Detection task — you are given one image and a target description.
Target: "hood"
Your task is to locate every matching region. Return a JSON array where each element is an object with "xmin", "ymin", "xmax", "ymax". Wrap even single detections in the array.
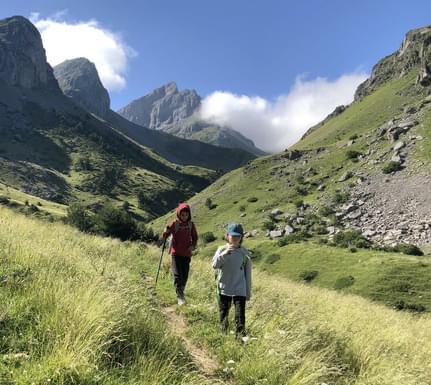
[{"xmin": 176, "ymin": 202, "xmax": 191, "ymax": 221}]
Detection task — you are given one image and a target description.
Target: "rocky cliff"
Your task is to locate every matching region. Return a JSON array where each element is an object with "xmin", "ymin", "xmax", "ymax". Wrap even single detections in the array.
[
  {"xmin": 53, "ymin": 58, "xmax": 110, "ymax": 118},
  {"xmin": 117, "ymin": 82, "xmax": 201, "ymax": 129},
  {"xmin": 0, "ymin": 16, "xmax": 59, "ymax": 91}
]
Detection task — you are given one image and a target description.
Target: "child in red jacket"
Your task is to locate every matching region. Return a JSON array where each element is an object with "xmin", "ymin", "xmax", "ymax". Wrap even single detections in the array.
[{"xmin": 162, "ymin": 203, "xmax": 198, "ymax": 305}]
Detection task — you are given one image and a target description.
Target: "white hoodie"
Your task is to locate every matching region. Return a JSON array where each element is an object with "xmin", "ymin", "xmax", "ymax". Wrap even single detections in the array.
[{"xmin": 212, "ymin": 244, "xmax": 252, "ymax": 300}]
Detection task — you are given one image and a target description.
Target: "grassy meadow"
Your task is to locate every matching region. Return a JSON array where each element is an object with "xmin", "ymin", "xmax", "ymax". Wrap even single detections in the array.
[{"xmin": 1, "ymin": 203, "xmax": 429, "ymax": 383}]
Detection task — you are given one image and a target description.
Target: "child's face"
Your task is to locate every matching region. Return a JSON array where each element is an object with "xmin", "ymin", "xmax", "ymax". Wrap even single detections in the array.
[
  {"xmin": 227, "ymin": 234, "xmax": 242, "ymax": 247},
  {"xmin": 179, "ymin": 210, "xmax": 190, "ymax": 221}
]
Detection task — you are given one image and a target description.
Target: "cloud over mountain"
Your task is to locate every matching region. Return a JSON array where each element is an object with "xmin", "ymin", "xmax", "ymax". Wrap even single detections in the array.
[
  {"xmin": 31, "ymin": 12, "xmax": 136, "ymax": 91},
  {"xmin": 199, "ymin": 72, "xmax": 368, "ymax": 152}
]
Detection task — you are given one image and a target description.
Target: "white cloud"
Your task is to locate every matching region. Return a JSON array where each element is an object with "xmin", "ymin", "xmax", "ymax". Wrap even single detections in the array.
[
  {"xmin": 199, "ymin": 72, "xmax": 368, "ymax": 153},
  {"xmin": 31, "ymin": 12, "xmax": 136, "ymax": 91}
]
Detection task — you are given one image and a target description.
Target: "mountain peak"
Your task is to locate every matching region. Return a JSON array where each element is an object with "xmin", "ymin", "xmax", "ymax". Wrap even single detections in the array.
[
  {"xmin": 53, "ymin": 57, "xmax": 111, "ymax": 118},
  {"xmin": 117, "ymin": 82, "xmax": 201, "ymax": 129},
  {"xmin": 355, "ymin": 24, "xmax": 431, "ymax": 100},
  {"xmin": 0, "ymin": 15, "xmax": 59, "ymax": 90}
]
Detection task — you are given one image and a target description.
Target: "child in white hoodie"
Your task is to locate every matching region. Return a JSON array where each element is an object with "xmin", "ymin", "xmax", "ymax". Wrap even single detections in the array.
[{"xmin": 212, "ymin": 223, "xmax": 252, "ymax": 337}]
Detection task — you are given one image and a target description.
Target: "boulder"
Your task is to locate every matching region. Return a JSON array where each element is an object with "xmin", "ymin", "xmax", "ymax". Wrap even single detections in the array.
[
  {"xmin": 338, "ymin": 172, "xmax": 353, "ymax": 182},
  {"xmin": 284, "ymin": 225, "xmax": 294, "ymax": 234},
  {"xmin": 269, "ymin": 230, "xmax": 284, "ymax": 238},
  {"xmin": 270, "ymin": 208, "xmax": 283, "ymax": 216}
]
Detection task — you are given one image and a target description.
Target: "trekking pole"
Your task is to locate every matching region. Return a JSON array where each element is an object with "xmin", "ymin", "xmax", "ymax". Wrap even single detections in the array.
[{"xmin": 155, "ymin": 238, "xmax": 167, "ymax": 287}]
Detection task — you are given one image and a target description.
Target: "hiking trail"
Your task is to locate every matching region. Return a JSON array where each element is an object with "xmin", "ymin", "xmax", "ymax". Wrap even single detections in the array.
[{"xmin": 161, "ymin": 306, "xmax": 231, "ymax": 384}]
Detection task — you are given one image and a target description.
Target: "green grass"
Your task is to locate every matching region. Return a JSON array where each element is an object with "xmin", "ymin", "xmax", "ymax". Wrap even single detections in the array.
[
  {"xmin": 149, "ymin": 244, "xmax": 431, "ymax": 385},
  {"xmin": 0, "ymin": 206, "xmax": 212, "ymax": 385}
]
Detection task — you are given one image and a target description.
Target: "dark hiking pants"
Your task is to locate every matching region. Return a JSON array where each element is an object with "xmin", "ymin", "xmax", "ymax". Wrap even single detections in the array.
[
  {"xmin": 171, "ymin": 255, "xmax": 191, "ymax": 298},
  {"xmin": 219, "ymin": 295, "xmax": 246, "ymax": 337}
]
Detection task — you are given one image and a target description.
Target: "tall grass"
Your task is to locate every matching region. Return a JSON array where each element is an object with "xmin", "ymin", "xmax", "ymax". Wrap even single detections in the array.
[
  {"xmin": 0, "ymin": 207, "xmax": 211, "ymax": 385},
  {"xmin": 152, "ymin": 249, "xmax": 431, "ymax": 385}
]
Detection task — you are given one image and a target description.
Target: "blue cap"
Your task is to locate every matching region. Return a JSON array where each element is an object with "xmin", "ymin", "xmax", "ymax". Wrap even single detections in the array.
[{"xmin": 226, "ymin": 223, "xmax": 244, "ymax": 236}]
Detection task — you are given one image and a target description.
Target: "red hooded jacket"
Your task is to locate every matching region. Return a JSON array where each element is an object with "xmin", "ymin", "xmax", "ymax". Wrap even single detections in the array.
[{"xmin": 163, "ymin": 203, "xmax": 198, "ymax": 257}]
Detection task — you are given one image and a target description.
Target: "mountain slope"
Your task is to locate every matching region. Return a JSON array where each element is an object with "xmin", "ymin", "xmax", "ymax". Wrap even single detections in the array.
[
  {"xmin": 53, "ymin": 58, "xmax": 256, "ymax": 171},
  {"xmin": 152, "ymin": 25, "xmax": 431, "ymax": 314},
  {"xmin": 117, "ymin": 82, "xmax": 266, "ymax": 156},
  {"xmin": 0, "ymin": 16, "xmax": 219, "ymax": 219}
]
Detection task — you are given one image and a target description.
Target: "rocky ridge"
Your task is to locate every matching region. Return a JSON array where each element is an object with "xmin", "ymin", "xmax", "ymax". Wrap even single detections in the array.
[{"xmin": 53, "ymin": 58, "xmax": 110, "ymax": 118}]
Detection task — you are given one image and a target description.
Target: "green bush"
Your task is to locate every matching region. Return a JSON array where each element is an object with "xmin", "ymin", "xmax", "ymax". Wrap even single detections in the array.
[
  {"xmin": 333, "ymin": 230, "xmax": 371, "ymax": 249},
  {"xmin": 334, "ymin": 275, "xmax": 355, "ymax": 289},
  {"xmin": 205, "ymin": 198, "xmax": 217, "ymax": 210},
  {"xmin": 332, "ymin": 191, "xmax": 349, "ymax": 204},
  {"xmin": 265, "ymin": 254, "xmax": 280, "ymax": 264},
  {"xmin": 382, "ymin": 161, "xmax": 402, "ymax": 174},
  {"xmin": 299, "ymin": 270, "xmax": 318, "ymax": 282},
  {"xmin": 66, "ymin": 204, "xmax": 94, "ymax": 232},
  {"xmin": 346, "ymin": 150, "xmax": 362, "ymax": 160},
  {"xmin": 277, "ymin": 230, "xmax": 311, "ymax": 246},
  {"xmin": 201, "ymin": 232, "xmax": 216, "ymax": 244},
  {"xmin": 293, "ymin": 198, "xmax": 304, "ymax": 208},
  {"xmin": 247, "ymin": 197, "xmax": 258, "ymax": 203},
  {"xmin": 318, "ymin": 206, "xmax": 334, "ymax": 217},
  {"xmin": 349, "ymin": 134, "xmax": 358, "ymax": 140},
  {"xmin": 94, "ymin": 205, "xmax": 137, "ymax": 241},
  {"xmin": 0, "ymin": 195, "xmax": 10, "ymax": 205},
  {"xmin": 393, "ymin": 243, "xmax": 424, "ymax": 256},
  {"xmin": 295, "ymin": 185, "xmax": 308, "ymax": 196},
  {"xmin": 393, "ymin": 300, "xmax": 426, "ymax": 313},
  {"xmin": 262, "ymin": 220, "xmax": 276, "ymax": 231}
]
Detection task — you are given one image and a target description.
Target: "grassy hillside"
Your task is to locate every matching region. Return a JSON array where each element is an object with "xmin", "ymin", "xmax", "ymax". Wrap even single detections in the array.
[
  {"xmin": 0, "ymin": 206, "xmax": 213, "ymax": 385},
  {"xmin": 2, "ymin": 205, "xmax": 431, "ymax": 384},
  {"xmin": 0, "ymin": 84, "xmax": 218, "ymax": 220},
  {"xmin": 151, "ymin": 70, "xmax": 431, "ymax": 312}
]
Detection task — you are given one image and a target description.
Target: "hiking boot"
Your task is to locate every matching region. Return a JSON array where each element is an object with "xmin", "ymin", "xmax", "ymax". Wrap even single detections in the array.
[{"xmin": 177, "ymin": 297, "xmax": 186, "ymax": 306}]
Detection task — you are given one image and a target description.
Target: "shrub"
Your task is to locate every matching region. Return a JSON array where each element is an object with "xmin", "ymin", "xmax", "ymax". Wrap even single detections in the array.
[
  {"xmin": 94, "ymin": 205, "xmax": 137, "ymax": 241},
  {"xmin": 278, "ymin": 230, "xmax": 311, "ymax": 246},
  {"xmin": 393, "ymin": 243, "xmax": 424, "ymax": 256},
  {"xmin": 0, "ymin": 196, "xmax": 10, "ymax": 205},
  {"xmin": 332, "ymin": 191, "xmax": 349, "ymax": 204},
  {"xmin": 247, "ymin": 197, "xmax": 258, "ymax": 203},
  {"xmin": 201, "ymin": 232, "xmax": 216, "ymax": 244},
  {"xmin": 393, "ymin": 300, "xmax": 426, "ymax": 313},
  {"xmin": 265, "ymin": 254, "xmax": 280, "ymax": 264},
  {"xmin": 333, "ymin": 230, "xmax": 371, "ymax": 249},
  {"xmin": 295, "ymin": 185, "xmax": 308, "ymax": 196},
  {"xmin": 334, "ymin": 275, "xmax": 355, "ymax": 289},
  {"xmin": 346, "ymin": 150, "xmax": 362, "ymax": 160},
  {"xmin": 318, "ymin": 205, "xmax": 334, "ymax": 217},
  {"xmin": 293, "ymin": 198, "xmax": 304, "ymax": 208},
  {"xmin": 299, "ymin": 270, "xmax": 318, "ymax": 282},
  {"xmin": 135, "ymin": 222, "xmax": 158, "ymax": 242},
  {"xmin": 205, "ymin": 198, "xmax": 217, "ymax": 210},
  {"xmin": 66, "ymin": 204, "xmax": 94, "ymax": 232},
  {"xmin": 262, "ymin": 220, "xmax": 276, "ymax": 231},
  {"xmin": 239, "ymin": 205, "xmax": 246, "ymax": 212},
  {"xmin": 349, "ymin": 134, "xmax": 358, "ymax": 140},
  {"xmin": 382, "ymin": 161, "xmax": 402, "ymax": 174}
]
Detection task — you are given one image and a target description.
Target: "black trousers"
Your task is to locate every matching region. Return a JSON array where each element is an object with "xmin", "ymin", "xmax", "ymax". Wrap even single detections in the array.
[
  {"xmin": 219, "ymin": 295, "xmax": 246, "ymax": 336},
  {"xmin": 171, "ymin": 255, "xmax": 190, "ymax": 298}
]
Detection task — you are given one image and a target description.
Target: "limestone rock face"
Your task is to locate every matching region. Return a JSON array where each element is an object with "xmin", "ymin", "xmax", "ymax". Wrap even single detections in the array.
[
  {"xmin": 0, "ymin": 16, "xmax": 59, "ymax": 90},
  {"xmin": 53, "ymin": 58, "xmax": 110, "ymax": 118},
  {"xmin": 355, "ymin": 25, "xmax": 431, "ymax": 100},
  {"xmin": 118, "ymin": 82, "xmax": 201, "ymax": 129}
]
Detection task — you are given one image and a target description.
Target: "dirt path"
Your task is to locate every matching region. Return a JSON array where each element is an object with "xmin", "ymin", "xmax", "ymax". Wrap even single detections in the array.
[{"xmin": 162, "ymin": 306, "xmax": 224, "ymax": 381}]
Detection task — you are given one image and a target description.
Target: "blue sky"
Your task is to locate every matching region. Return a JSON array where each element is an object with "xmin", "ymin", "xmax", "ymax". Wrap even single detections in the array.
[{"xmin": 2, "ymin": 0, "xmax": 431, "ymax": 151}]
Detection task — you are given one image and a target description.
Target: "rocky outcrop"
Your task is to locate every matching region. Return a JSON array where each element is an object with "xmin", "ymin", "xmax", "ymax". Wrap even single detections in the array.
[
  {"xmin": 355, "ymin": 25, "xmax": 431, "ymax": 100},
  {"xmin": 117, "ymin": 82, "xmax": 266, "ymax": 156},
  {"xmin": 0, "ymin": 16, "xmax": 59, "ymax": 91},
  {"xmin": 53, "ymin": 58, "xmax": 110, "ymax": 118},
  {"xmin": 118, "ymin": 82, "xmax": 200, "ymax": 129}
]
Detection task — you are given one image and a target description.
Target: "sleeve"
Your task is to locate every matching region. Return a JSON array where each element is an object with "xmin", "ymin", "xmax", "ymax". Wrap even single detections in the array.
[
  {"xmin": 212, "ymin": 246, "xmax": 228, "ymax": 269},
  {"xmin": 191, "ymin": 222, "xmax": 198, "ymax": 247},
  {"xmin": 245, "ymin": 256, "xmax": 252, "ymax": 301},
  {"xmin": 162, "ymin": 221, "xmax": 175, "ymax": 240}
]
